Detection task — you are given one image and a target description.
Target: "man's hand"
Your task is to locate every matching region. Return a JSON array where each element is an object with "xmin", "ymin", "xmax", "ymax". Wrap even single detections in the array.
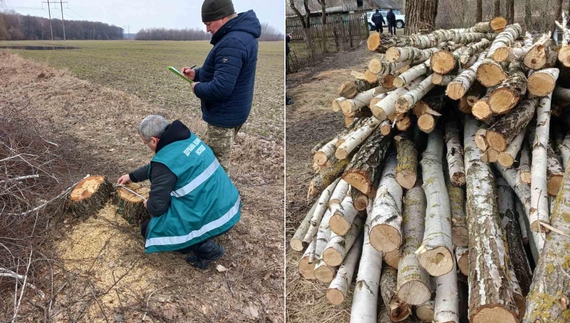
[
  {"xmin": 117, "ymin": 174, "xmax": 131, "ymax": 185},
  {"xmin": 191, "ymin": 82, "xmax": 200, "ymax": 93},
  {"xmin": 181, "ymin": 67, "xmax": 195, "ymax": 80}
]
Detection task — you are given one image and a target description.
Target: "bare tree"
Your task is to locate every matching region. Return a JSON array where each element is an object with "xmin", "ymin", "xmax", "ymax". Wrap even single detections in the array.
[
  {"xmin": 494, "ymin": 0, "xmax": 501, "ymax": 17},
  {"xmin": 317, "ymin": 0, "xmax": 326, "ymax": 25},
  {"xmin": 405, "ymin": 0, "xmax": 439, "ymax": 35},
  {"xmin": 506, "ymin": 0, "xmax": 514, "ymax": 23},
  {"xmin": 476, "ymin": 0, "xmax": 483, "ymax": 22}
]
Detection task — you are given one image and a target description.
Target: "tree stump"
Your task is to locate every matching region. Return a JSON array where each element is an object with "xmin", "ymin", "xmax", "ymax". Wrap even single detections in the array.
[
  {"xmin": 114, "ymin": 183, "xmax": 150, "ymax": 225},
  {"xmin": 69, "ymin": 175, "xmax": 113, "ymax": 219}
]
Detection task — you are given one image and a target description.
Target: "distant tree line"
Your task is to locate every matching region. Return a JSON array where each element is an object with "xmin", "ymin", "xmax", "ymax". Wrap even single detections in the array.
[
  {"xmin": 135, "ymin": 22, "xmax": 284, "ymax": 41},
  {"xmin": 0, "ymin": 11, "xmax": 123, "ymax": 40}
]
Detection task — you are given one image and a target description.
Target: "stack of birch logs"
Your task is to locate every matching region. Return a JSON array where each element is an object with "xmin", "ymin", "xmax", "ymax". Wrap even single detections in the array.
[{"xmin": 291, "ymin": 14, "xmax": 570, "ymax": 323}]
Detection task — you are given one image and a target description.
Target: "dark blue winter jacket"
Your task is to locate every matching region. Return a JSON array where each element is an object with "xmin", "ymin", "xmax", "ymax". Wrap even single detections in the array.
[{"xmin": 193, "ymin": 10, "xmax": 261, "ymax": 128}]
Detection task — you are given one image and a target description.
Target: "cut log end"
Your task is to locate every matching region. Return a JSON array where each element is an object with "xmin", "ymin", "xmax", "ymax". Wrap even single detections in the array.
[
  {"xmin": 547, "ymin": 175, "xmax": 563, "ymax": 196},
  {"xmin": 329, "ymin": 214, "xmax": 351, "ymax": 236},
  {"xmin": 326, "ymin": 289, "xmax": 345, "ymax": 306},
  {"xmin": 489, "ymin": 88, "xmax": 520, "ymax": 114},
  {"xmin": 417, "ymin": 246, "xmax": 453, "ymax": 276},
  {"xmin": 367, "ymin": 32, "xmax": 381, "ymax": 52},
  {"xmin": 490, "ymin": 17, "xmax": 508, "ymax": 31},
  {"xmin": 528, "ymin": 72, "xmax": 556, "ymax": 97},
  {"xmin": 431, "ymin": 51, "xmax": 455, "ymax": 74},
  {"xmin": 314, "ymin": 265, "xmax": 335, "ymax": 283},
  {"xmin": 397, "ymin": 282, "xmax": 431, "ymax": 306},
  {"xmin": 471, "ymin": 306, "xmax": 518, "ymax": 323},
  {"xmin": 446, "ymin": 82, "xmax": 466, "ymax": 100},
  {"xmin": 298, "ymin": 257, "xmax": 316, "ymax": 279},
  {"xmin": 485, "ymin": 130, "xmax": 507, "ymax": 152},
  {"xmin": 370, "ymin": 224, "xmax": 402, "ymax": 253}
]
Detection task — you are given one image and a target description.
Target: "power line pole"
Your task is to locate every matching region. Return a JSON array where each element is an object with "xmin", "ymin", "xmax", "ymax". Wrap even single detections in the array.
[
  {"xmin": 58, "ymin": 0, "xmax": 67, "ymax": 41},
  {"xmin": 42, "ymin": 0, "xmax": 54, "ymax": 40}
]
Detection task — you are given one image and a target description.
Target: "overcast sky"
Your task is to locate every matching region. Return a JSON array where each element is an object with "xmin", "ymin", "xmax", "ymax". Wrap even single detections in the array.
[{"xmin": 1, "ymin": 0, "xmax": 284, "ymax": 34}]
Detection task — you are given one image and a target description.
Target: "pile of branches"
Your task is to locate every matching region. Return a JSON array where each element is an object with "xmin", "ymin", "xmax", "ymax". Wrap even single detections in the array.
[
  {"xmin": 291, "ymin": 14, "xmax": 570, "ymax": 323},
  {"xmin": 0, "ymin": 113, "xmax": 84, "ymax": 320}
]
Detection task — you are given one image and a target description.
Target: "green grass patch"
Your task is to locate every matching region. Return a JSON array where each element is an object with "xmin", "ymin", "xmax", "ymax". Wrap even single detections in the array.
[{"xmin": 0, "ymin": 40, "xmax": 284, "ymax": 142}]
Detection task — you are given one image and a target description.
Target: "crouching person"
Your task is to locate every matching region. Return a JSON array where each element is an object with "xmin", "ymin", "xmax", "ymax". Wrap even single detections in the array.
[{"xmin": 117, "ymin": 115, "xmax": 241, "ymax": 269}]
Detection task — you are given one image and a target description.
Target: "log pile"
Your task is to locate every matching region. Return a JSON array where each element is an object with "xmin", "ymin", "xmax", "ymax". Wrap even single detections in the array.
[{"xmin": 291, "ymin": 17, "xmax": 570, "ymax": 323}]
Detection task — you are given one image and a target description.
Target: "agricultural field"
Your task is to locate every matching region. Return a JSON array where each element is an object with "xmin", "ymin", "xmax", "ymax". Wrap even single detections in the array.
[{"xmin": 0, "ymin": 39, "xmax": 284, "ymax": 322}]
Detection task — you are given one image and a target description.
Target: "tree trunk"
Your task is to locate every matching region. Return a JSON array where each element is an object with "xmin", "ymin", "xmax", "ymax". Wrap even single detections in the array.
[
  {"xmin": 530, "ymin": 95, "xmax": 553, "ymax": 232},
  {"xmin": 326, "ymin": 233, "xmax": 363, "ymax": 305},
  {"xmin": 464, "ymin": 116, "xmax": 519, "ymax": 323},
  {"xmin": 405, "ymin": 0, "xmax": 439, "ymax": 35},
  {"xmin": 350, "ymin": 217, "xmax": 383, "ymax": 323},
  {"xmin": 486, "ymin": 97, "xmax": 538, "ymax": 152},
  {"xmin": 524, "ymin": 157, "xmax": 570, "ymax": 323},
  {"xmin": 395, "ymin": 133, "xmax": 418, "ymax": 189},
  {"xmin": 417, "ymin": 127, "xmax": 454, "ymax": 277},
  {"xmin": 380, "ymin": 266, "xmax": 412, "ymax": 322},
  {"xmin": 69, "ymin": 175, "xmax": 113, "ymax": 219},
  {"xmin": 445, "ymin": 120, "xmax": 466, "ymax": 187},
  {"xmin": 342, "ymin": 129, "xmax": 391, "ymax": 195},
  {"xmin": 369, "ymin": 154, "xmax": 403, "ymax": 253},
  {"xmin": 114, "ymin": 183, "xmax": 150, "ymax": 225},
  {"xmin": 397, "ymin": 185, "xmax": 431, "ymax": 306},
  {"xmin": 496, "ymin": 176, "xmax": 533, "ymax": 298},
  {"xmin": 290, "ymin": 202, "xmax": 318, "ymax": 252}
]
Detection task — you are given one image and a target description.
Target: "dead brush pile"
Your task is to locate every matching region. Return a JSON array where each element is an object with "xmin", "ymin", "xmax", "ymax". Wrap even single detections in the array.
[{"xmin": 0, "ymin": 111, "xmax": 90, "ymax": 320}]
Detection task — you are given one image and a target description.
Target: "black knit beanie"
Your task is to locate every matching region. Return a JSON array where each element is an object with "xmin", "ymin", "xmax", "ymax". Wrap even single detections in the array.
[{"xmin": 201, "ymin": 0, "xmax": 235, "ymax": 22}]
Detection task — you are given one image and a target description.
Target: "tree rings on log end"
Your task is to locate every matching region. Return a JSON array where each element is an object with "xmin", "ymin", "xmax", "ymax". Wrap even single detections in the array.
[
  {"xmin": 490, "ymin": 17, "xmax": 508, "ymax": 32},
  {"xmin": 314, "ymin": 264, "xmax": 335, "ymax": 283},
  {"xmin": 367, "ymin": 32, "xmax": 381, "ymax": 52},
  {"xmin": 547, "ymin": 175, "xmax": 563, "ymax": 196},
  {"xmin": 528, "ymin": 72, "xmax": 556, "ymax": 97},
  {"xmin": 471, "ymin": 306, "xmax": 518, "ymax": 323},
  {"xmin": 326, "ymin": 289, "xmax": 345, "ymax": 305},
  {"xmin": 477, "ymin": 62, "xmax": 507, "ymax": 87},
  {"xmin": 492, "ymin": 47, "xmax": 511, "ymax": 63},
  {"xmin": 485, "ymin": 130, "xmax": 507, "ymax": 152},
  {"xmin": 446, "ymin": 82, "xmax": 466, "ymax": 100},
  {"xmin": 114, "ymin": 183, "xmax": 150, "ymax": 226},
  {"xmin": 431, "ymin": 51, "xmax": 455, "ymax": 74},
  {"xmin": 383, "ymin": 248, "xmax": 399, "ymax": 269},
  {"xmin": 489, "ymin": 89, "xmax": 520, "ymax": 114},
  {"xmin": 398, "ymin": 281, "xmax": 431, "ymax": 305},
  {"xmin": 69, "ymin": 175, "xmax": 113, "ymax": 219},
  {"xmin": 417, "ymin": 246, "xmax": 453, "ymax": 276},
  {"xmin": 558, "ymin": 46, "xmax": 570, "ymax": 68},
  {"xmin": 370, "ymin": 224, "xmax": 402, "ymax": 253},
  {"xmin": 299, "ymin": 257, "xmax": 316, "ymax": 279}
]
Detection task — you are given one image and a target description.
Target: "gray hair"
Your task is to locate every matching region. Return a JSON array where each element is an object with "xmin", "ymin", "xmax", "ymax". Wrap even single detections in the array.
[{"xmin": 138, "ymin": 115, "xmax": 169, "ymax": 142}]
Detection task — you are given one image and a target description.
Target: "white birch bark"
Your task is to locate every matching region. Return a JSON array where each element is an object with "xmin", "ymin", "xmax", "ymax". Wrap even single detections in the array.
[
  {"xmin": 530, "ymin": 95, "xmax": 552, "ymax": 232},
  {"xmin": 326, "ymin": 233, "xmax": 363, "ymax": 305},
  {"xmin": 416, "ymin": 127, "xmax": 454, "ymax": 276},
  {"xmin": 369, "ymin": 154, "xmax": 403, "ymax": 253}
]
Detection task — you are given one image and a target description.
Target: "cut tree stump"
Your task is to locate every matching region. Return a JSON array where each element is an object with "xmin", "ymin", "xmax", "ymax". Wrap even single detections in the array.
[
  {"xmin": 69, "ymin": 175, "xmax": 113, "ymax": 219},
  {"xmin": 114, "ymin": 183, "xmax": 150, "ymax": 225}
]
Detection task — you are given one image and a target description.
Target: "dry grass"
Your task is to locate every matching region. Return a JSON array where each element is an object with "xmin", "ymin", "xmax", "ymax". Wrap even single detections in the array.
[{"xmin": 0, "ymin": 51, "xmax": 284, "ymax": 322}]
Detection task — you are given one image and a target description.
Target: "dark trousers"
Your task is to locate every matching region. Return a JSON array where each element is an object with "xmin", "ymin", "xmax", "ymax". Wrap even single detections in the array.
[{"xmin": 141, "ymin": 219, "xmax": 206, "ymax": 254}]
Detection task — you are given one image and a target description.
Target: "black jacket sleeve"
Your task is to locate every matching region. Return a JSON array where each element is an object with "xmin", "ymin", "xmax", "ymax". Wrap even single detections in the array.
[{"xmin": 146, "ymin": 162, "xmax": 177, "ymax": 217}]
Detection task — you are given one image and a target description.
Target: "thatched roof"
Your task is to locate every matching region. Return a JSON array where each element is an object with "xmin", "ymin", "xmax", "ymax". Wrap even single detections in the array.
[{"xmin": 285, "ymin": 0, "xmax": 401, "ymax": 16}]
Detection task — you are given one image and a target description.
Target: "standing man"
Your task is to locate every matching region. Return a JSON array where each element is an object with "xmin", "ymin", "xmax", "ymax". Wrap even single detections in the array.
[
  {"xmin": 372, "ymin": 9, "xmax": 385, "ymax": 34},
  {"xmin": 182, "ymin": 0, "xmax": 261, "ymax": 176},
  {"xmin": 117, "ymin": 115, "xmax": 241, "ymax": 270},
  {"xmin": 386, "ymin": 9, "xmax": 396, "ymax": 35}
]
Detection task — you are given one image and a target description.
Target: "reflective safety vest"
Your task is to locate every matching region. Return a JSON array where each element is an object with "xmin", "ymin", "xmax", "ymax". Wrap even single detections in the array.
[{"xmin": 144, "ymin": 133, "xmax": 241, "ymax": 253}]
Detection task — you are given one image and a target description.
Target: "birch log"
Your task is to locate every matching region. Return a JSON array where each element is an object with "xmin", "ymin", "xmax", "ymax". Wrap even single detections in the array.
[
  {"xmin": 350, "ymin": 216, "xmax": 383, "ymax": 323},
  {"xmin": 464, "ymin": 116, "xmax": 519, "ymax": 323},
  {"xmin": 369, "ymin": 154, "xmax": 403, "ymax": 253},
  {"xmin": 523, "ymin": 159, "xmax": 570, "ymax": 323},
  {"xmin": 397, "ymin": 185, "xmax": 431, "ymax": 306},
  {"xmin": 326, "ymin": 233, "xmax": 363, "ymax": 305},
  {"xmin": 529, "ymin": 95, "xmax": 553, "ymax": 232},
  {"xmin": 416, "ymin": 127, "xmax": 454, "ymax": 276}
]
